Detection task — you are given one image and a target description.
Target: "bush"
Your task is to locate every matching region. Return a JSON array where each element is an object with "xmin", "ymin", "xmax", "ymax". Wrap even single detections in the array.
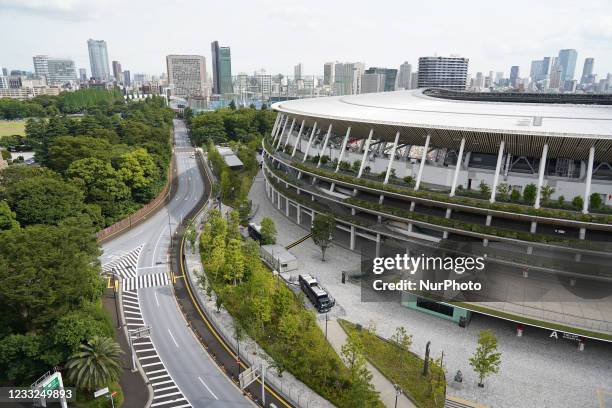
[
  {"xmin": 557, "ymin": 195, "xmax": 565, "ymax": 206},
  {"xmin": 403, "ymin": 176, "xmax": 416, "ymax": 187},
  {"xmin": 339, "ymin": 160, "xmax": 351, "ymax": 171},
  {"xmin": 478, "ymin": 181, "xmax": 490, "ymax": 197},
  {"xmin": 351, "ymin": 160, "xmax": 361, "ymax": 173},
  {"xmin": 320, "ymin": 155, "xmax": 330, "ymax": 165},
  {"xmin": 572, "ymin": 196, "xmax": 584, "ymax": 211},
  {"xmin": 590, "ymin": 193, "xmax": 603, "ymax": 210},
  {"xmin": 523, "ymin": 183, "xmax": 537, "ymax": 205},
  {"xmin": 510, "ymin": 189, "xmax": 521, "ymax": 203}
]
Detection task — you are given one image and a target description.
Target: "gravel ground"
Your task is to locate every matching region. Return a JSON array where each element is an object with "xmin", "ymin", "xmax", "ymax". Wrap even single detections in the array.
[{"xmin": 249, "ymin": 171, "xmax": 612, "ymax": 408}]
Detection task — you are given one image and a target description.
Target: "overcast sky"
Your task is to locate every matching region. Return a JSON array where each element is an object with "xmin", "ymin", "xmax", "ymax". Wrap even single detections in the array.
[{"xmin": 1, "ymin": 0, "xmax": 612, "ymax": 80}]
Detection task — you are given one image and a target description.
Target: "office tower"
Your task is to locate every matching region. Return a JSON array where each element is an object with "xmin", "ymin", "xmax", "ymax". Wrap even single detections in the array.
[
  {"xmin": 495, "ymin": 72, "xmax": 504, "ymax": 86},
  {"xmin": 33, "ymin": 55, "xmax": 49, "ymax": 78},
  {"xmin": 47, "ymin": 59, "xmax": 77, "ymax": 85},
  {"xmin": 509, "ymin": 66, "xmax": 520, "ymax": 88},
  {"xmin": 294, "ymin": 63, "xmax": 304, "ymax": 80},
  {"xmin": 581, "ymin": 58, "xmax": 595, "ymax": 84},
  {"xmin": 530, "ymin": 60, "xmax": 543, "ymax": 81},
  {"xmin": 474, "ymin": 72, "xmax": 484, "ymax": 88},
  {"xmin": 0, "ymin": 76, "xmax": 8, "ymax": 89},
  {"xmin": 398, "ymin": 62, "xmax": 412, "ymax": 89},
  {"xmin": 417, "ymin": 56, "xmax": 468, "ymax": 90},
  {"xmin": 360, "ymin": 73, "xmax": 386, "ymax": 93},
  {"xmin": 410, "ymin": 71, "xmax": 419, "ymax": 89},
  {"xmin": 323, "ymin": 62, "xmax": 336, "ymax": 86},
  {"xmin": 210, "ymin": 41, "xmax": 233, "ymax": 94},
  {"xmin": 166, "ymin": 54, "xmax": 206, "ymax": 97},
  {"xmin": 557, "ymin": 49, "xmax": 578, "ymax": 83},
  {"xmin": 333, "ymin": 62, "xmax": 364, "ymax": 95},
  {"xmin": 112, "ymin": 61, "xmax": 122, "ymax": 82},
  {"xmin": 549, "ymin": 66, "xmax": 563, "ymax": 89},
  {"xmin": 79, "ymin": 68, "xmax": 87, "ymax": 81},
  {"xmin": 364, "ymin": 67, "xmax": 397, "ymax": 92},
  {"xmin": 123, "ymin": 70, "xmax": 131, "ymax": 87},
  {"xmin": 87, "ymin": 39, "xmax": 111, "ymax": 81},
  {"xmin": 1, "ymin": 68, "xmax": 7, "ymax": 77}
]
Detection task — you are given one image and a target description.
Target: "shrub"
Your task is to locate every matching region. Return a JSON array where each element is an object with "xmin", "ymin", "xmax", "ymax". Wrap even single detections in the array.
[
  {"xmin": 510, "ymin": 190, "xmax": 521, "ymax": 203},
  {"xmin": 557, "ymin": 195, "xmax": 565, "ymax": 206},
  {"xmin": 403, "ymin": 176, "xmax": 416, "ymax": 187},
  {"xmin": 496, "ymin": 183, "xmax": 510, "ymax": 200},
  {"xmin": 320, "ymin": 155, "xmax": 330, "ymax": 165},
  {"xmin": 478, "ymin": 180, "xmax": 491, "ymax": 197},
  {"xmin": 590, "ymin": 193, "xmax": 603, "ymax": 210},
  {"xmin": 572, "ymin": 196, "xmax": 584, "ymax": 211},
  {"xmin": 364, "ymin": 166, "xmax": 371, "ymax": 174},
  {"xmin": 351, "ymin": 160, "xmax": 361, "ymax": 173},
  {"xmin": 339, "ymin": 160, "xmax": 351, "ymax": 171},
  {"xmin": 523, "ymin": 183, "xmax": 537, "ymax": 205}
]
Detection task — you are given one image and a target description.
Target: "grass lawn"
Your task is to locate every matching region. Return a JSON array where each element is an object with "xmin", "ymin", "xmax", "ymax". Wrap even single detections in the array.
[
  {"xmin": 339, "ymin": 319, "xmax": 446, "ymax": 408},
  {"xmin": 0, "ymin": 119, "xmax": 26, "ymax": 137}
]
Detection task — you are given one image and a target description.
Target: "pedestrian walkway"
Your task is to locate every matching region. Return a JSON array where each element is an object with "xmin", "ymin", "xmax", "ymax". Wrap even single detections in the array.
[
  {"xmin": 319, "ymin": 318, "xmax": 417, "ymax": 408},
  {"xmin": 122, "ymin": 272, "xmax": 170, "ymax": 291},
  {"xmin": 102, "ymin": 244, "xmax": 143, "ymax": 279}
]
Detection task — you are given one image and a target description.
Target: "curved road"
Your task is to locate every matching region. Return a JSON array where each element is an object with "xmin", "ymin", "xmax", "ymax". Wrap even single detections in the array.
[{"xmin": 101, "ymin": 119, "xmax": 252, "ymax": 408}]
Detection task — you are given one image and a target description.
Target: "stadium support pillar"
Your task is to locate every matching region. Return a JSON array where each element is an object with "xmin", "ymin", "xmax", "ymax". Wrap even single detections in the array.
[
  {"xmin": 291, "ymin": 120, "xmax": 306, "ymax": 156},
  {"xmin": 383, "ymin": 131, "xmax": 400, "ymax": 184},
  {"xmin": 277, "ymin": 117, "xmax": 295, "ymax": 149},
  {"xmin": 449, "ymin": 138, "xmax": 466, "ymax": 197},
  {"xmin": 335, "ymin": 127, "xmax": 352, "ymax": 172},
  {"xmin": 276, "ymin": 116, "xmax": 289, "ymax": 148},
  {"xmin": 375, "ymin": 233, "xmax": 381, "ymax": 258},
  {"xmin": 490, "ymin": 140, "xmax": 505, "ymax": 203},
  {"xmin": 273, "ymin": 114, "xmax": 285, "ymax": 144},
  {"xmin": 350, "ymin": 225, "xmax": 356, "ymax": 250},
  {"xmin": 534, "ymin": 143, "xmax": 549, "ymax": 209},
  {"xmin": 357, "ymin": 129, "xmax": 374, "ymax": 178},
  {"xmin": 270, "ymin": 114, "xmax": 281, "ymax": 139},
  {"xmin": 414, "ymin": 134, "xmax": 431, "ymax": 190},
  {"xmin": 282, "ymin": 118, "xmax": 296, "ymax": 149},
  {"xmin": 583, "ymin": 146, "xmax": 595, "ymax": 214},
  {"xmin": 317, "ymin": 124, "xmax": 333, "ymax": 167},
  {"xmin": 285, "ymin": 198, "xmax": 290, "ymax": 217},
  {"xmin": 297, "ymin": 204, "xmax": 301, "ymax": 224},
  {"xmin": 302, "ymin": 122, "xmax": 318, "ymax": 162}
]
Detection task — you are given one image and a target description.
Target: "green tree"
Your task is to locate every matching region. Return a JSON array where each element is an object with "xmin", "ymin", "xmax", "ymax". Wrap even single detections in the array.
[
  {"xmin": 496, "ymin": 183, "xmax": 510, "ymax": 201},
  {"xmin": 67, "ymin": 157, "xmax": 130, "ymax": 203},
  {"xmin": 341, "ymin": 335, "xmax": 379, "ymax": 406},
  {"xmin": 572, "ymin": 195, "xmax": 584, "ymax": 211},
  {"xmin": 229, "ymin": 100, "xmax": 237, "ymax": 110},
  {"xmin": 208, "ymin": 235, "xmax": 226, "ymax": 278},
  {"xmin": 223, "ymin": 239, "xmax": 245, "ymax": 285},
  {"xmin": 227, "ymin": 210, "xmax": 241, "ymax": 241},
  {"xmin": 468, "ymin": 329, "xmax": 501, "ymax": 387},
  {"xmin": 260, "ymin": 217, "xmax": 277, "ymax": 245},
  {"xmin": 540, "ymin": 184, "xmax": 555, "ymax": 205},
  {"xmin": 0, "ymin": 201, "xmax": 19, "ymax": 230},
  {"xmin": 117, "ymin": 147, "xmax": 159, "ymax": 192},
  {"xmin": 65, "ymin": 336, "xmax": 123, "ymax": 391},
  {"xmin": 351, "ymin": 160, "xmax": 361, "ymax": 173},
  {"xmin": 478, "ymin": 180, "xmax": 491, "ymax": 197},
  {"xmin": 590, "ymin": 193, "xmax": 603, "ymax": 210},
  {"xmin": 510, "ymin": 189, "xmax": 521, "ymax": 202},
  {"xmin": 47, "ymin": 136, "xmax": 112, "ymax": 172},
  {"xmin": 523, "ymin": 183, "xmax": 537, "ymax": 205},
  {"xmin": 311, "ymin": 213, "xmax": 335, "ymax": 261}
]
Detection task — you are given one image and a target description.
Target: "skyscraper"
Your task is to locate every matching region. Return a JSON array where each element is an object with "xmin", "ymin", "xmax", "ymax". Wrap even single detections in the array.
[
  {"xmin": 530, "ymin": 60, "xmax": 543, "ymax": 82},
  {"xmin": 211, "ymin": 41, "xmax": 233, "ymax": 94},
  {"xmin": 79, "ymin": 68, "xmax": 87, "ymax": 81},
  {"xmin": 294, "ymin": 63, "xmax": 303, "ymax": 80},
  {"xmin": 166, "ymin": 54, "xmax": 206, "ymax": 97},
  {"xmin": 47, "ymin": 59, "xmax": 77, "ymax": 85},
  {"xmin": 557, "ymin": 49, "xmax": 578, "ymax": 83},
  {"xmin": 112, "ymin": 61, "xmax": 122, "ymax": 83},
  {"xmin": 1, "ymin": 68, "xmax": 7, "ymax": 77},
  {"xmin": 323, "ymin": 62, "xmax": 336, "ymax": 86},
  {"xmin": 364, "ymin": 67, "xmax": 397, "ymax": 92},
  {"xmin": 398, "ymin": 62, "xmax": 412, "ymax": 89},
  {"xmin": 333, "ymin": 62, "xmax": 364, "ymax": 95},
  {"xmin": 87, "ymin": 39, "xmax": 111, "ymax": 81},
  {"xmin": 360, "ymin": 73, "xmax": 386, "ymax": 93},
  {"xmin": 417, "ymin": 56, "xmax": 468, "ymax": 90},
  {"xmin": 581, "ymin": 58, "xmax": 595, "ymax": 85},
  {"xmin": 123, "ymin": 70, "xmax": 131, "ymax": 87},
  {"xmin": 509, "ymin": 66, "xmax": 520, "ymax": 88},
  {"xmin": 33, "ymin": 55, "xmax": 49, "ymax": 78}
]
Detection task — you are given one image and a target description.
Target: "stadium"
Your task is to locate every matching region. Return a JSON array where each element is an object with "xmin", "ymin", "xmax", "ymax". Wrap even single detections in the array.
[{"xmin": 262, "ymin": 89, "xmax": 612, "ymax": 340}]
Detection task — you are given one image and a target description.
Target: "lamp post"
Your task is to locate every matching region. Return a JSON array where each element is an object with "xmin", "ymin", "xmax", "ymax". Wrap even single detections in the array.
[{"xmin": 393, "ymin": 383, "xmax": 402, "ymax": 408}]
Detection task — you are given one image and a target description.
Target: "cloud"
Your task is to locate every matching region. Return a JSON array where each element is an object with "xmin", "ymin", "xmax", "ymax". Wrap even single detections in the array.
[{"xmin": 0, "ymin": 0, "xmax": 107, "ymax": 21}]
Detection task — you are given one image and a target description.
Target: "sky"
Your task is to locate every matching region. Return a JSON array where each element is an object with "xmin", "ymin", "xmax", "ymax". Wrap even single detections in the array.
[{"xmin": 1, "ymin": 0, "xmax": 612, "ymax": 80}]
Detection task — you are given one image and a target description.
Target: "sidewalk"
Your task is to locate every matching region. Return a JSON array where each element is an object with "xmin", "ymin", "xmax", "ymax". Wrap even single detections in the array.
[{"xmin": 319, "ymin": 318, "xmax": 417, "ymax": 408}]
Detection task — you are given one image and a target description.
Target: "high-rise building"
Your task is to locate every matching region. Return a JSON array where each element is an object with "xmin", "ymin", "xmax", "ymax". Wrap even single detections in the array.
[
  {"xmin": 123, "ymin": 70, "xmax": 131, "ymax": 87},
  {"xmin": 166, "ymin": 54, "xmax": 206, "ymax": 97},
  {"xmin": 530, "ymin": 60, "xmax": 543, "ymax": 81},
  {"xmin": 509, "ymin": 66, "xmax": 520, "ymax": 88},
  {"xmin": 87, "ymin": 39, "xmax": 111, "ymax": 81},
  {"xmin": 79, "ymin": 68, "xmax": 87, "ymax": 81},
  {"xmin": 323, "ymin": 62, "xmax": 336, "ymax": 86},
  {"xmin": 211, "ymin": 41, "xmax": 233, "ymax": 94},
  {"xmin": 33, "ymin": 55, "xmax": 49, "ymax": 78},
  {"xmin": 581, "ymin": 58, "xmax": 595, "ymax": 85},
  {"xmin": 398, "ymin": 62, "xmax": 412, "ymax": 89},
  {"xmin": 473, "ymin": 72, "xmax": 485, "ymax": 88},
  {"xmin": 294, "ymin": 63, "xmax": 303, "ymax": 80},
  {"xmin": 47, "ymin": 59, "xmax": 77, "ymax": 85},
  {"xmin": 360, "ymin": 73, "xmax": 386, "ymax": 93},
  {"xmin": 1, "ymin": 68, "xmax": 7, "ymax": 77},
  {"xmin": 557, "ymin": 49, "xmax": 578, "ymax": 83},
  {"xmin": 364, "ymin": 67, "xmax": 397, "ymax": 92},
  {"xmin": 333, "ymin": 62, "xmax": 364, "ymax": 95},
  {"xmin": 112, "ymin": 61, "xmax": 122, "ymax": 83},
  {"xmin": 0, "ymin": 76, "xmax": 8, "ymax": 89},
  {"xmin": 410, "ymin": 71, "xmax": 419, "ymax": 89},
  {"xmin": 417, "ymin": 56, "xmax": 468, "ymax": 90}
]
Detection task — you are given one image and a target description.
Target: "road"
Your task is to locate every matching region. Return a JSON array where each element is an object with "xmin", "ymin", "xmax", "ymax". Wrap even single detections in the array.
[{"xmin": 101, "ymin": 119, "xmax": 252, "ymax": 408}]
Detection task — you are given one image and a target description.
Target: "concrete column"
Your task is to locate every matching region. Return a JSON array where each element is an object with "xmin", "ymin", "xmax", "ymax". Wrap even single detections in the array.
[
  {"xmin": 357, "ymin": 129, "xmax": 374, "ymax": 178},
  {"xmin": 285, "ymin": 198, "xmax": 290, "ymax": 217},
  {"xmin": 350, "ymin": 225, "xmax": 356, "ymax": 250},
  {"xmin": 317, "ymin": 124, "xmax": 333, "ymax": 167},
  {"xmin": 375, "ymin": 234, "xmax": 381, "ymax": 258},
  {"xmin": 270, "ymin": 114, "xmax": 281, "ymax": 138},
  {"xmin": 534, "ymin": 143, "xmax": 549, "ymax": 209},
  {"xmin": 335, "ymin": 127, "xmax": 352, "ymax": 172},
  {"xmin": 579, "ymin": 227, "xmax": 586, "ymax": 240},
  {"xmin": 414, "ymin": 134, "xmax": 431, "ymax": 190},
  {"xmin": 275, "ymin": 115, "xmax": 289, "ymax": 148},
  {"xmin": 383, "ymin": 131, "xmax": 401, "ymax": 184},
  {"xmin": 443, "ymin": 208, "xmax": 452, "ymax": 239},
  {"xmin": 291, "ymin": 119, "xmax": 306, "ymax": 157},
  {"xmin": 277, "ymin": 117, "xmax": 294, "ymax": 149},
  {"xmin": 530, "ymin": 221, "xmax": 537, "ymax": 233},
  {"xmin": 449, "ymin": 138, "xmax": 466, "ymax": 197},
  {"xmin": 490, "ymin": 140, "xmax": 505, "ymax": 203},
  {"xmin": 483, "ymin": 215, "xmax": 492, "ymax": 247},
  {"xmin": 582, "ymin": 146, "xmax": 595, "ymax": 214},
  {"xmin": 273, "ymin": 114, "xmax": 285, "ymax": 143},
  {"xmin": 297, "ymin": 204, "xmax": 301, "ymax": 224},
  {"xmin": 281, "ymin": 118, "xmax": 296, "ymax": 149},
  {"xmin": 302, "ymin": 121, "xmax": 318, "ymax": 162}
]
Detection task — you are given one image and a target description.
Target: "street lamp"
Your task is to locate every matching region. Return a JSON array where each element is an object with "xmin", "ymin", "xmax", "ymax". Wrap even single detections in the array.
[{"xmin": 393, "ymin": 383, "xmax": 402, "ymax": 408}]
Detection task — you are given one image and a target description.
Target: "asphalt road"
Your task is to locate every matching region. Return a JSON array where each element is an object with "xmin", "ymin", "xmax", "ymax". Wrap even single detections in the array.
[{"xmin": 101, "ymin": 119, "xmax": 253, "ymax": 408}]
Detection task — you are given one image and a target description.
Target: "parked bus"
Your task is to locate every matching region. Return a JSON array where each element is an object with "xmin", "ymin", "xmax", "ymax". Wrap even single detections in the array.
[
  {"xmin": 248, "ymin": 223, "xmax": 263, "ymax": 242},
  {"xmin": 298, "ymin": 274, "xmax": 335, "ymax": 313}
]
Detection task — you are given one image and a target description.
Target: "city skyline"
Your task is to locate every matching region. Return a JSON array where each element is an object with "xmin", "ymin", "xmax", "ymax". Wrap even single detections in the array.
[{"xmin": 1, "ymin": 0, "xmax": 612, "ymax": 78}]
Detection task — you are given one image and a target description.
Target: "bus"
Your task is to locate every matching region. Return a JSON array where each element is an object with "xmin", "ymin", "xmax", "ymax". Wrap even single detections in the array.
[
  {"xmin": 298, "ymin": 274, "xmax": 335, "ymax": 313},
  {"xmin": 248, "ymin": 223, "xmax": 263, "ymax": 242}
]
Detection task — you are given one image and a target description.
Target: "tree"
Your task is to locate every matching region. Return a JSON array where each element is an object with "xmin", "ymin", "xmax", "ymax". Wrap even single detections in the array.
[
  {"xmin": 540, "ymin": 185, "xmax": 555, "ymax": 205},
  {"xmin": 390, "ymin": 326, "xmax": 412, "ymax": 353},
  {"xmin": 223, "ymin": 239, "xmax": 245, "ymax": 285},
  {"xmin": 468, "ymin": 329, "xmax": 501, "ymax": 387},
  {"xmin": 351, "ymin": 160, "xmax": 361, "ymax": 173},
  {"xmin": 478, "ymin": 180, "xmax": 491, "ymax": 197},
  {"xmin": 590, "ymin": 193, "xmax": 603, "ymax": 210},
  {"xmin": 227, "ymin": 210, "xmax": 241, "ymax": 240},
  {"xmin": 229, "ymin": 100, "xmax": 237, "ymax": 110},
  {"xmin": 496, "ymin": 183, "xmax": 510, "ymax": 201},
  {"xmin": 260, "ymin": 217, "xmax": 277, "ymax": 245},
  {"xmin": 572, "ymin": 195, "xmax": 584, "ymax": 211},
  {"xmin": 65, "ymin": 336, "xmax": 122, "ymax": 391},
  {"xmin": 311, "ymin": 213, "xmax": 335, "ymax": 261},
  {"xmin": 47, "ymin": 136, "xmax": 112, "ymax": 172},
  {"xmin": 510, "ymin": 189, "xmax": 521, "ymax": 202},
  {"xmin": 403, "ymin": 176, "xmax": 415, "ymax": 187},
  {"xmin": 0, "ymin": 201, "xmax": 19, "ymax": 230},
  {"xmin": 117, "ymin": 147, "xmax": 159, "ymax": 195},
  {"xmin": 238, "ymin": 200, "xmax": 252, "ymax": 224},
  {"xmin": 523, "ymin": 183, "xmax": 537, "ymax": 205},
  {"xmin": 66, "ymin": 157, "xmax": 130, "ymax": 208}
]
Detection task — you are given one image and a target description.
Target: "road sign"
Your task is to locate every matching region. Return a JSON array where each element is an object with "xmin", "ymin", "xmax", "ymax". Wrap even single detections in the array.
[
  {"xmin": 238, "ymin": 365, "xmax": 259, "ymax": 389},
  {"xmin": 94, "ymin": 387, "xmax": 109, "ymax": 398}
]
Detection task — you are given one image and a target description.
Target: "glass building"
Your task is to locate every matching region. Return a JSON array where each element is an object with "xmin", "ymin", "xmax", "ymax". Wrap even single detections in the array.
[{"xmin": 211, "ymin": 41, "xmax": 233, "ymax": 94}]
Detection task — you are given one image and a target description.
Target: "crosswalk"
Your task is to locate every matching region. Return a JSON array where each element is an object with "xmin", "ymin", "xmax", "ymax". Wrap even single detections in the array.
[
  {"xmin": 123, "ymin": 272, "xmax": 170, "ymax": 291},
  {"xmin": 122, "ymin": 290, "xmax": 191, "ymax": 408},
  {"xmin": 102, "ymin": 245, "xmax": 143, "ymax": 279}
]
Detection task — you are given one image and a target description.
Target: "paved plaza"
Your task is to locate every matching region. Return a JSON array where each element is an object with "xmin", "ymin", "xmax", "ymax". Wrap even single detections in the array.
[{"xmin": 249, "ymin": 170, "xmax": 612, "ymax": 408}]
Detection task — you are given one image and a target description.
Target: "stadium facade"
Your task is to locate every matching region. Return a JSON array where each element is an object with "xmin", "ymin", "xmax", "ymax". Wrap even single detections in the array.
[{"xmin": 262, "ymin": 89, "xmax": 612, "ymax": 338}]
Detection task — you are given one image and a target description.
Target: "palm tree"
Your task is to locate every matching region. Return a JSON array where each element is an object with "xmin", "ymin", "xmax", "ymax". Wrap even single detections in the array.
[{"xmin": 65, "ymin": 336, "xmax": 123, "ymax": 391}]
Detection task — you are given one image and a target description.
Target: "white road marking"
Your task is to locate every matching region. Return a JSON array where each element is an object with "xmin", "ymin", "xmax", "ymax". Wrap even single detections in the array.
[
  {"xmin": 151, "ymin": 224, "xmax": 168, "ymax": 267},
  {"xmin": 155, "ymin": 291, "xmax": 160, "ymax": 307},
  {"xmin": 168, "ymin": 329, "xmax": 179, "ymax": 348},
  {"xmin": 198, "ymin": 377, "xmax": 219, "ymax": 400}
]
